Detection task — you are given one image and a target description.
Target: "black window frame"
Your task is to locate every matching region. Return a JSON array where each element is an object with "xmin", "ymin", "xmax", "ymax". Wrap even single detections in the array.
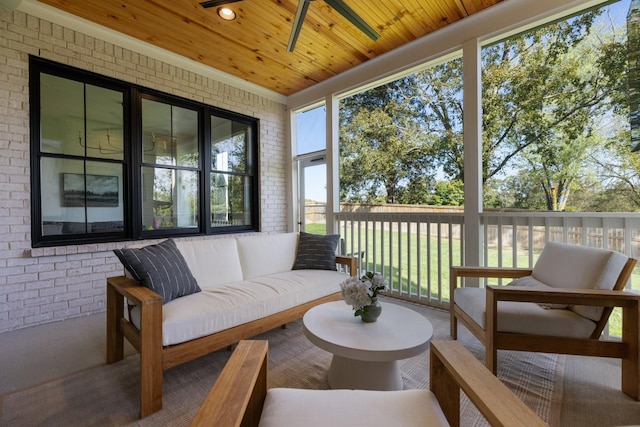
[{"xmin": 29, "ymin": 56, "xmax": 259, "ymax": 247}]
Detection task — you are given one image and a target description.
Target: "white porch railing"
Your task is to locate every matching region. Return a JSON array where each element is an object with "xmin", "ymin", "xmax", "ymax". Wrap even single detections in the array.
[{"xmin": 335, "ymin": 209, "xmax": 640, "ymax": 311}]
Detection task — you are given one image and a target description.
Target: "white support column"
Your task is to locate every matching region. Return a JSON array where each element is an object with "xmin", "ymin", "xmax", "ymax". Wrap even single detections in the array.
[
  {"xmin": 287, "ymin": 109, "xmax": 298, "ymax": 233},
  {"xmin": 326, "ymin": 95, "xmax": 340, "ymax": 235},
  {"xmin": 463, "ymin": 38, "xmax": 483, "ymax": 269}
]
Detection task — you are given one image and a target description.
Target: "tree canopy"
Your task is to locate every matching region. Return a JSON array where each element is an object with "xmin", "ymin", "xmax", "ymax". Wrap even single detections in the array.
[{"xmin": 338, "ymin": 1, "xmax": 639, "ymax": 212}]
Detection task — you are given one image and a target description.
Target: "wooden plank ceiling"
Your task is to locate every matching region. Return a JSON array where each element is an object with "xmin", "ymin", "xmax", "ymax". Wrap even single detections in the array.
[{"xmin": 37, "ymin": 0, "xmax": 503, "ymax": 96}]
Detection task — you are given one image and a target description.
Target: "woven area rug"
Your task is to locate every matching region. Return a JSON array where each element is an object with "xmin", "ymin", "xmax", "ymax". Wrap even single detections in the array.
[{"xmin": 0, "ymin": 298, "xmax": 563, "ymax": 426}]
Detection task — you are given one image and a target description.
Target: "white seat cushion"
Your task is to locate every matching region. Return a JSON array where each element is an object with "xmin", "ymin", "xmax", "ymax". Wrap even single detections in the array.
[
  {"xmin": 131, "ymin": 269, "xmax": 346, "ymax": 346},
  {"xmin": 454, "ymin": 287, "xmax": 596, "ymax": 338},
  {"xmin": 258, "ymin": 388, "xmax": 448, "ymax": 427}
]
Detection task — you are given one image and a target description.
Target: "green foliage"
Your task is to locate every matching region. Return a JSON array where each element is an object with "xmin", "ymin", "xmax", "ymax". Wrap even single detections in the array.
[
  {"xmin": 338, "ymin": 2, "xmax": 637, "ymax": 213},
  {"xmin": 429, "ymin": 180, "xmax": 465, "ymax": 206},
  {"xmin": 339, "ymin": 79, "xmax": 437, "ymax": 204}
]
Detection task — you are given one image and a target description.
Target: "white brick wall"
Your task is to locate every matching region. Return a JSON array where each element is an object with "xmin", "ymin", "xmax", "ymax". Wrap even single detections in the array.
[{"xmin": 0, "ymin": 8, "xmax": 288, "ymax": 333}]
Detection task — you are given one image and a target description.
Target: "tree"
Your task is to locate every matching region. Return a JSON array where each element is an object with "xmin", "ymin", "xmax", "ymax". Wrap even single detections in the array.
[
  {"xmin": 338, "ymin": 3, "xmax": 632, "ymax": 211},
  {"xmin": 339, "ymin": 78, "xmax": 437, "ymax": 203}
]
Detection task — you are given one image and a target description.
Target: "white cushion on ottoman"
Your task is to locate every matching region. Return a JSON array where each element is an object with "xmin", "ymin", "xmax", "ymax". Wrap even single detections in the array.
[{"xmin": 258, "ymin": 388, "xmax": 448, "ymax": 427}]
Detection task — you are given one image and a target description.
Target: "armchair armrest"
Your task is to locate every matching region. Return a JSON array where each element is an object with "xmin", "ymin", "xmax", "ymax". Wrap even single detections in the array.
[
  {"xmin": 487, "ymin": 286, "xmax": 640, "ymax": 307},
  {"xmin": 450, "ymin": 266, "xmax": 533, "ymax": 305},
  {"xmin": 191, "ymin": 340, "xmax": 268, "ymax": 427},
  {"xmin": 430, "ymin": 340, "xmax": 547, "ymax": 427},
  {"xmin": 450, "ymin": 265, "xmax": 533, "ymax": 280},
  {"xmin": 336, "ymin": 255, "xmax": 358, "ymax": 277}
]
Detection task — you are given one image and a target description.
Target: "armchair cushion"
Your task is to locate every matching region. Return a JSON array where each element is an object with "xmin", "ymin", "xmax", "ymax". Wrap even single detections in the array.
[
  {"xmin": 507, "ymin": 276, "xmax": 569, "ymax": 309},
  {"xmin": 258, "ymin": 388, "xmax": 447, "ymax": 427},
  {"xmin": 531, "ymin": 242, "xmax": 629, "ymax": 320},
  {"xmin": 454, "ymin": 287, "xmax": 597, "ymax": 338}
]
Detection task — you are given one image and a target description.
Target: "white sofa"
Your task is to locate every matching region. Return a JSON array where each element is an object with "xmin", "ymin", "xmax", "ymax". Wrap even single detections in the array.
[{"xmin": 106, "ymin": 232, "xmax": 357, "ymax": 418}]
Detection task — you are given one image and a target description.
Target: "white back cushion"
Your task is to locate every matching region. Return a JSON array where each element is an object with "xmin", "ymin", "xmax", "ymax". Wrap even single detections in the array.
[
  {"xmin": 174, "ymin": 238, "xmax": 243, "ymax": 290},
  {"xmin": 532, "ymin": 241, "xmax": 624, "ymax": 290},
  {"xmin": 532, "ymin": 241, "xmax": 629, "ymax": 321},
  {"xmin": 236, "ymin": 233, "xmax": 299, "ymax": 280}
]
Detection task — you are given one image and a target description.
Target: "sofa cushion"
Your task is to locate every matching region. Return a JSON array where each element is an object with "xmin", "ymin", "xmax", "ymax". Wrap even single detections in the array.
[
  {"xmin": 236, "ymin": 233, "xmax": 299, "ymax": 280},
  {"xmin": 532, "ymin": 241, "xmax": 629, "ymax": 321},
  {"xmin": 454, "ymin": 287, "xmax": 596, "ymax": 338},
  {"xmin": 131, "ymin": 269, "xmax": 346, "ymax": 346},
  {"xmin": 258, "ymin": 388, "xmax": 448, "ymax": 427},
  {"xmin": 174, "ymin": 238, "xmax": 243, "ymax": 290},
  {"xmin": 292, "ymin": 232, "xmax": 340, "ymax": 271},
  {"xmin": 113, "ymin": 238, "xmax": 201, "ymax": 304}
]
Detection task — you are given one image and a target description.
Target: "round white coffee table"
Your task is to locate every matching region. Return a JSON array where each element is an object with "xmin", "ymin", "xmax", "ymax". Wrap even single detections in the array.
[{"xmin": 302, "ymin": 300, "xmax": 433, "ymax": 390}]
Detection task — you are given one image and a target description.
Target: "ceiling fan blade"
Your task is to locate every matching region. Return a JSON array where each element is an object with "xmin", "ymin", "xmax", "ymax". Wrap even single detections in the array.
[
  {"xmin": 324, "ymin": 0, "xmax": 380, "ymax": 41},
  {"xmin": 287, "ymin": 0, "xmax": 313, "ymax": 52},
  {"xmin": 199, "ymin": 0, "xmax": 242, "ymax": 9}
]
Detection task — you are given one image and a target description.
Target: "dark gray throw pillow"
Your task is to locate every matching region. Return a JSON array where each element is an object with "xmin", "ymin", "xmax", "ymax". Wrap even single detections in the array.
[
  {"xmin": 113, "ymin": 239, "xmax": 200, "ymax": 304},
  {"xmin": 292, "ymin": 232, "xmax": 340, "ymax": 271}
]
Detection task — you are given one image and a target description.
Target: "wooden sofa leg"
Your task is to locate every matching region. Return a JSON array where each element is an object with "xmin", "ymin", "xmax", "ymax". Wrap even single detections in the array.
[
  {"xmin": 139, "ymin": 300, "xmax": 163, "ymax": 418},
  {"xmin": 621, "ymin": 302, "xmax": 640, "ymax": 400},
  {"xmin": 106, "ymin": 283, "xmax": 124, "ymax": 364}
]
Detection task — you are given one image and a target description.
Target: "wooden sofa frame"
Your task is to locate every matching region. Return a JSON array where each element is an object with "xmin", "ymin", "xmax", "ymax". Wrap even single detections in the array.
[
  {"xmin": 450, "ymin": 258, "xmax": 640, "ymax": 401},
  {"xmin": 191, "ymin": 339, "xmax": 547, "ymax": 427},
  {"xmin": 106, "ymin": 255, "xmax": 358, "ymax": 418}
]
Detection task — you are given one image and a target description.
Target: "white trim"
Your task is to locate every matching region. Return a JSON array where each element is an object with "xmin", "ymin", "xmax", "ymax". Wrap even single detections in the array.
[{"xmin": 17, "ymin": 0, "xmax": 287, "ymax": 104}]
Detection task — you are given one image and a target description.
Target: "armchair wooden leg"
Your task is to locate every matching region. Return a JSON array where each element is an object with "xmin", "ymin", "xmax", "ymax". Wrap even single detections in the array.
[
  {"xmin": 621, "ymin": 302, "xmax": 640, "ymax": 400},
  {"xmin": 486, "ymin": 346, "xmax": 498, "ymax": 375},
  {"xmin": 450, "ymin": 312, "xmax": 458, "ymax": 340},
  {"xmin": 486, "ymin": 288, "xmax": 498, "ymax": 374}
]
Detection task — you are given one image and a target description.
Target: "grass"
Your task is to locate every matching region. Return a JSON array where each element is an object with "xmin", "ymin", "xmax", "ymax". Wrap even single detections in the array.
[{"xmin": 306, "ymin": 222, "xmax": 637, "ymax": 337}]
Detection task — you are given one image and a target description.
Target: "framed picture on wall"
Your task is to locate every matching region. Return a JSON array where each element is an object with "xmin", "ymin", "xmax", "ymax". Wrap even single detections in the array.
[{"xmin": 62, "ymin": 173, "xmax": 119, "ymax": 207}]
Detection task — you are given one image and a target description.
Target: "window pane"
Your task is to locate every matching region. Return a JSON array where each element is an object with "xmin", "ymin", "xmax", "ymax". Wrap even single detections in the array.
[
  {"xmin": 142, "ymin": 166, "xmax": 199, "ymax": 230},
  {"xmin": 40, "ymin": 74, "xmax": 84, "ymax": 156},
  {"xmin": 211, "ymin": 116, "xmax": 248, "ymax": 173},
  {"xmin": 41, "ymin": 158, "xmax": 124, "ymax": 235},
  {"xmin": 85, "ymin": 161, "xmax": 124, "ymax": 233},
  {"xmin": 481, "ymin": 0, "xmax": 631, "ymax": 212},
  {"xmin": 296, "ymin": 105, "xmax": 326, "ymax": 155},
  {"xmin": 86, "ymin": 85, "xmax": 124, "ymax": 161},
  {"xmin": 210, "ymin": 173, "xmax": 251, "ymax": 227},
  {"xmin": 142, "ymin": 99, "xmax": 199, "ymax": 167},
  {"xmin": 40, "ymin": 74, "xmax": 124, "ymax": 161}
]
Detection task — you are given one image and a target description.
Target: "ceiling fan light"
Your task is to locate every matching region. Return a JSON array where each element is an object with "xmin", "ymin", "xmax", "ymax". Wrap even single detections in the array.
[{"xmin": 217, "ymin": 7, "xmax": 236, "ymax": 21}]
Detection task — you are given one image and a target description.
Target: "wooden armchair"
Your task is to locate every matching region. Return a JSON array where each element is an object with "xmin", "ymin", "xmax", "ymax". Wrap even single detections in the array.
[
  {"xmin": 191, "ymin": 340, "xmax": 546, "ymax": 427},
  {"xmin": 450, "ymin": 241, "xmax": 640, "ymax": 400}
]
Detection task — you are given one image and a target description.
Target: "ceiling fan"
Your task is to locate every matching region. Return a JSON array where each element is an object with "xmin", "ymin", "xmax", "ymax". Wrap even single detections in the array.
[{"xmin": 200, "ymin": 0, "xmax": 381, "ymax": 52}]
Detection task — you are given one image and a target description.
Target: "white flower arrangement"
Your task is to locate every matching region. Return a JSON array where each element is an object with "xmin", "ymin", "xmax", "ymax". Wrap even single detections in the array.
[{"xmin": 340, "ymin": 271, "xmax": 388, "ymax": 317}]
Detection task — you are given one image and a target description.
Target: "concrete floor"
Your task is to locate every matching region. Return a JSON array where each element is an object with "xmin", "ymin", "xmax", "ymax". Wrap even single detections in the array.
[
  {"xmin": 0, "ymin": 313, "xmax": 135, "ymax": 395},
  {"xmin": 2, "ymin": 312, "xmax": 640, "ymax": 426}
]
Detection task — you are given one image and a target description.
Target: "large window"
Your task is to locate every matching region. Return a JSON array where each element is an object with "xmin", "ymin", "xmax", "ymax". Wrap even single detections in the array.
[
  {"xmin": 30, "ymin": 57, "xmax": 259, "ymax": 247},
  {"xmin": 481, "ymin": 0, "xmax": 634, "ymax": 212}
]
